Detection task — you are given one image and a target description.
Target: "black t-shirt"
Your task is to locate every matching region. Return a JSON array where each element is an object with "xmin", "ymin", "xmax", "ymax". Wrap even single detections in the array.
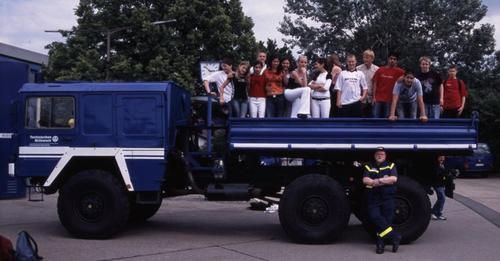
[
  {"xmin": 287, "ymin": 76, "xmax": 301, "ymax": 89},
  {"xmin": 232, "ymin": 77, "xmax": 248, "ymax": 100},
  {"xmin": 416, "ymin": 70, "xmax": 442, "ymax": 104}
]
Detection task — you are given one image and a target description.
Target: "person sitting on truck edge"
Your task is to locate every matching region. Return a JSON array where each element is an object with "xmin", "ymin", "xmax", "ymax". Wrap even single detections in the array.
[
  {"xmin": 334, "ymin": 54, "xmax": 368, "ymax": 117},
  {"xmin": 372, "ymin": 52, "xmax": 405, "ymax": 118},
  {"xmin": 431, "ymin": 156, "xmax": 448, "ymax": 220},
  {"xmin": 203, "ymin": 57, "xmax": 234, "ymax": 116},
  {"xmin": 389, "ymin": 70, "xmax": 428, "ymax": 122},
  {"xmin": 284, "ymin": 55, "xmax": 311, "ymax": 118},
  {"xmin": 363, "ymin": 147, "xmax": 402, "ymax": 254},
  {"xmin": 442, "ymin": 64, "xmax": 468, "ymax": 118},
  {"xmin": 309, "ymin": 57, "xmax": 332, "ymax": 118},
  {"xmin": 264, "ymin": 55, "xmax": 285, "ymax": 117},
  {"xmin": 416, "ymin": 56, "xmax": 443, "ymax": 119},
  {"xmin": 248, "ymin": 61, "xmax": 267, "ymax": 118},
  {"xmin": 220, "ymin": 61, "xmax": 249, "ymax": 118}
]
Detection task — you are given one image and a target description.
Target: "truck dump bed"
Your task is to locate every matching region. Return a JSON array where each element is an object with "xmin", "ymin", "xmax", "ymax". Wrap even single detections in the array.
[{"xmin": 228, "ymin": 117, "xmax": 478, "ymax": 156}]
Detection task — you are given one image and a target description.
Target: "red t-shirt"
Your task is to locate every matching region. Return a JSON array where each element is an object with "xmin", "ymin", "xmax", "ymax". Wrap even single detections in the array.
[
  {"xmin": 443, "ymin": 78, "xmax": 468, "ymax": 110},
  {"xmin": 249, "ymin": 74, "xmax": 266, "ymax": 97},
  {"xmin": 373, "ymin": 66, "xmax": 405, "ymax": 103}
]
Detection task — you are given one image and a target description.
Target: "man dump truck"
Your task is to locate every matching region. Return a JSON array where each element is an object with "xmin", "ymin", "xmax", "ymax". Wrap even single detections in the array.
[{"xmin": 4, "ymin": 81, "xmax": 477, "ymax": 243}]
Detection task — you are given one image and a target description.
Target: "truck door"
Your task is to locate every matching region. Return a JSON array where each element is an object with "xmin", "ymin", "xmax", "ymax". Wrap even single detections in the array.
[
  {"xmin": 17, "ymin": 95, "xmax": 77, "ymax": 178},
  {"xmin": 116, "ymin": 94, "xmax": 164, "ymax": 148}
]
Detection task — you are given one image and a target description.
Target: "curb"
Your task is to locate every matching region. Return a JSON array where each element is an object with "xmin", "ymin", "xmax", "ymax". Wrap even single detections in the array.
[{"xmin": 454, "ymin": 193, "xmax": 500, "ymax": 228}]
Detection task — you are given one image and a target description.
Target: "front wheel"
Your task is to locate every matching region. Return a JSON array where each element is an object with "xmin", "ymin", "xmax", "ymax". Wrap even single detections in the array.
[
  {"xmin": 57, "ymin": 170, "xmax": 130, "ymax": 239},
  {"xmin": 279, "ymin": 174, "xmax": 350, "ymax": 244}
]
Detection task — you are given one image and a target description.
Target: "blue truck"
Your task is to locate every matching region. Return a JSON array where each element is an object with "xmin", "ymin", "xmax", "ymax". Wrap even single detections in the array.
[{"xmin": 5, "ymin": 81, "xmax": 478, "ymax": 243}]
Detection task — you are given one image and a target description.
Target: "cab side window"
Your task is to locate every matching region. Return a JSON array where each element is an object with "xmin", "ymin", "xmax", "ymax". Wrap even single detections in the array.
[{"xmin": 25, "ymin": 97, "xmax": 75, "ymax": 129}]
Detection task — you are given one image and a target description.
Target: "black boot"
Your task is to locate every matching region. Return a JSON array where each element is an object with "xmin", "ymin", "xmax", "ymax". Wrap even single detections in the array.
[
  {"xmin": 376, "ymin": 242, "xmax": 385, "ymax": 254},
  {"xmin": 392, "ymin": 234, "xmax": 402, "ymax": 253},
  {"xmin": 297, "ymin": 113, "xmax": 308, "ymax": 119}
]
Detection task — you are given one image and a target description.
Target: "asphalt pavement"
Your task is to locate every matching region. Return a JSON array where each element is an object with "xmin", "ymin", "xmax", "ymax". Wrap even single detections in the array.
[{"xmin": 1, "ymin": 176, "xmax": 500, "ymax": 261}]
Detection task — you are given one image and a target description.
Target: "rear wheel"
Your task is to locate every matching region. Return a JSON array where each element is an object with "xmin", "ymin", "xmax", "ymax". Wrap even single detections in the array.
[
  {"xmin": 358, "ymin": 176, "xmax": 431, "ymax": 244},
  {"xmin": 279, "ymin": 174, "xmax": 350, "ymax": 243},
  {"xmin": 57, "ymin": 170, "xmax": 130, "ymax": 239}
]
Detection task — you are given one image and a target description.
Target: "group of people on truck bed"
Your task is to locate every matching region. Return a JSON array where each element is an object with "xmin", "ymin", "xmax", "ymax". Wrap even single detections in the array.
[{"xmin": 203, "ymin": 50, "xmax": 468, "ymax": 121}]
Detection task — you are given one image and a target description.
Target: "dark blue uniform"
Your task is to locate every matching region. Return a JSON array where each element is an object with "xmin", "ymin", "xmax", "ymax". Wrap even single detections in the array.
[{"xmin": 363, "ymin": 161, "xmax": 398, "ymax": 242}]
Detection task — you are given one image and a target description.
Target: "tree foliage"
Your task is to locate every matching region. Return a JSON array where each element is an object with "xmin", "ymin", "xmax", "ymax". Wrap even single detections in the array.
[
  {"xmin": 280, "ymin": 0, "xmax": 495, "ymax": 71},
  {"xmin": 44, "ymin": 0, "xmax": 257, "ymax": 92}
]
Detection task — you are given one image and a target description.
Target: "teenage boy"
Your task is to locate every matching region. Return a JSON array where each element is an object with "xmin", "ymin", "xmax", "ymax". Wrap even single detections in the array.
[
  {"xmin": 389, "ymin": 70, "xmax": 428, "ymax": 122},
  {"xmin": 442, "ymin": 65, "xmax": 468, "ymax": 118},
  {"xmin": 249, "ymin": 51, "xmax": 267, "ymax": 75},
  {"xmin": 416, "ymin": 56, "xmax": 443, "ymax": 119},
  {"xmin": 335, "ymin": 54, "xmax": 368, "ymax": 117},
  {"xmin": 372, "ymin": 52, "xmax": 405, "ymax": 118},
  {"xmin": 357, "ymin": 50, "xmax": 379, "ymax": 117}
]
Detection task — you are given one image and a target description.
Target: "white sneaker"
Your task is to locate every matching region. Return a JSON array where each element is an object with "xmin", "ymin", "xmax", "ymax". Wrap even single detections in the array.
[
  {"xmin": 437, "ymin": 215, "xmax": 447, "ymax": 220},
  {"xmin": 431, "ymin": 214, "xmax": 439, "ymax": 220}
]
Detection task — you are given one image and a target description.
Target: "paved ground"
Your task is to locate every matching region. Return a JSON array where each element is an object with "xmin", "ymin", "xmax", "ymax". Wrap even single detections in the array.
[
  {"xmin": 455, "ymin": 174, "xmax": 500, "ymax": 213},
  {"xmin": 1, "ymin": 176, "xmax": 500, "ymax": 261}
]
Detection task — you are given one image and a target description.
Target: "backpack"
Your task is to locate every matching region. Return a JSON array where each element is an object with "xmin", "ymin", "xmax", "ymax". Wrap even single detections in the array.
[
  {"xmin": 15, "ymin": 231, "xmax": 43, "ymax": 261},
  {"xmin": 0, "ymin": 234, "xmax": 15, "ymax": 261}
]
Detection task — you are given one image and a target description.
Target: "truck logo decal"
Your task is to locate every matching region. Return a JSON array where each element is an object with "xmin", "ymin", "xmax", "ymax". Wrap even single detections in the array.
[{"xmin": 0, "ymin": 133, "xmax": 13, "ymax": 139}]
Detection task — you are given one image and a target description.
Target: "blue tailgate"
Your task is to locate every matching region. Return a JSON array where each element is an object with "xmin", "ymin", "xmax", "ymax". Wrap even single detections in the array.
[{"xmin": 228, "ymin": 117, "xmax": 478, "ymax": 152}]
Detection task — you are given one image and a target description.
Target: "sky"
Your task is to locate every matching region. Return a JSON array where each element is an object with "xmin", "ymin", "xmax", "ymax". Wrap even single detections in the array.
[{"xmin": 0, "ymin": 0, "xmax": 499, "ymax": 55}]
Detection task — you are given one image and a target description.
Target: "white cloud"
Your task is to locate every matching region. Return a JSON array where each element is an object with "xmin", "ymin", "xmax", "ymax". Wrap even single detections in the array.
[
  {"xmin": 0, "ymin": 0, "xmax": 78, "ymax": 54},
  {"xmin": 241, "ymin": 0, "xmax": 286, "ymax": 45},
  {"xmin": 0, "ymin": 0, "xmax": 498, "ymax": 55}
]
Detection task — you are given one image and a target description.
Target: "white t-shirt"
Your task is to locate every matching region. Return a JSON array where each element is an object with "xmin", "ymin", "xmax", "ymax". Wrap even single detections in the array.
[
  {"xmin": 311, "ymin": 71, "xmax": 332, "ymax": 98},
  {"xmin": 356, "ymin": 63, "xmax": 379, "ymax": 102},
  {"xmin": 206, "ymin": 71, "xmax": 233, "ymax": 103},
  {"xmin": 334, "ymin": 70, "xmax": 368, "ymax": 105}
]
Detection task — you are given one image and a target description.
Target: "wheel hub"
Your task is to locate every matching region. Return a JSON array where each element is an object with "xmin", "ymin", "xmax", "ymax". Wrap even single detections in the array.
[
  {"xmin": 76, "ymin": 193, "xmax": 105, "ymax": 222},
  {"xmin": 301, "ymin": 196, "xmax": 329, "ymax": 225},
  {"xmin": 394, "ymin": 196, "xmax": 411, "ymax": 225}
]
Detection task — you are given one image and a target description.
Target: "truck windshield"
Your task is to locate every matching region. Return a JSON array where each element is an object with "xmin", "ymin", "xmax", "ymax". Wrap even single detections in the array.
[{"xmin": 25, "ymin": 97, "xmax": 75, "ymax": 129}]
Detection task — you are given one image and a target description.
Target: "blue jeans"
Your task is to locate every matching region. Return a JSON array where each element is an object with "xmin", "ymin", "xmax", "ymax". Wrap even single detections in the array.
[
  {"xmin": 396, "ymin": 102, "xmax": 417, "ymax": 119},
  {"xmin": 373, "ymin": 102, "xmax": 391, "ymax": 118},
  {"xmin": 231, "ymin": 99, "xmax": 249, "ymax": 118},
  {"xmin": 432, "ymin": 186, "xmax": 446, "ymax": 216},
  {"xmin": 425, "ymin": 104, "xmax": 441, "ymax": 119},
  {"xmin": 266, "ymin": 94, "xmax": 285, "ymax": 118}
]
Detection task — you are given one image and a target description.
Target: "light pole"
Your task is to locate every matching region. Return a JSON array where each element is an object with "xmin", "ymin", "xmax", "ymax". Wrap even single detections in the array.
[{"xmin": 45, "ymin": 19, "xmax": 176, "ymax": 80}]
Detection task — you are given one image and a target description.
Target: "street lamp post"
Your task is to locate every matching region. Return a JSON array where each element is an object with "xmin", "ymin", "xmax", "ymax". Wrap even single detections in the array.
[{"xmin": 45, "ymin": 19, "xmax": 176, "ymax": 80}]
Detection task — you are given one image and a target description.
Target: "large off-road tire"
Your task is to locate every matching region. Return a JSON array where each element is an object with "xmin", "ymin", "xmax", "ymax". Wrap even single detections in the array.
[
  {"xmin": 57, "ymin": 170, "xmax": 130, "ymax": 239},
  {"xmin": 128, "ymin": 200, "xmax": 162, "ymax": 223},
  {"xmin": 279, "ymin": 174, "xmax": 350, "ymax": 244},
  {"xmin": 358, "ymin": 176, "xmax": 431, "ymax": 244}
]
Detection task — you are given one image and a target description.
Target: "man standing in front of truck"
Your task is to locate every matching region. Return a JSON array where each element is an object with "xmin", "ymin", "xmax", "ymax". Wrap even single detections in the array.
[{"xmin": 363, "ymin": 148, "xmax": 402, "ymax": 254}]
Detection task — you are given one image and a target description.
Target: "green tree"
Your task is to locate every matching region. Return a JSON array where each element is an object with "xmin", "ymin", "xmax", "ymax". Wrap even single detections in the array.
[
  {"xmin": 44, "ymin": 0, "xmax": 257, "ymax": 92},
  {"xmin": 279, "ymin": 0, "xmax": 495, "ymax": 71}
]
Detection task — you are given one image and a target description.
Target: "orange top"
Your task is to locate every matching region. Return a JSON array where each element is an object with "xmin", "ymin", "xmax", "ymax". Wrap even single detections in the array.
[{"xmin": 263, "ymin": 70, "xmax": 284, "ymax": 96}]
